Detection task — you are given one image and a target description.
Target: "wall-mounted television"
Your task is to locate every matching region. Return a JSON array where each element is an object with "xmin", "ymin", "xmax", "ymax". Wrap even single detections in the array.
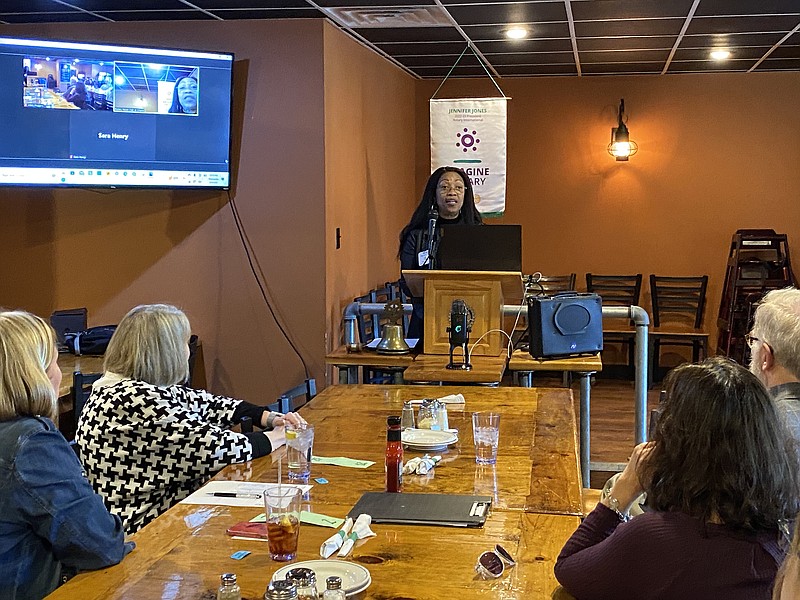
[{"xmin": 0, "ymin": 36, "xmax": 233, "ymax": 189}]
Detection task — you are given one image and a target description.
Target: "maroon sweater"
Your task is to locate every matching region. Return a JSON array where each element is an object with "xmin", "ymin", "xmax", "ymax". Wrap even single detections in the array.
[{"xmin": 555, "ymin": 503, "xmax": 784, "ymax": 600}]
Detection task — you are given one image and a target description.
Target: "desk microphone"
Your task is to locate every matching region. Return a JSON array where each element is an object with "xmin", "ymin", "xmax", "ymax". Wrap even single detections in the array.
[
  {"xmin": 425, "ymin": 203, "xmax": 438, "ymax": 269},
  {"xmin": 447, "ymin": 299, "xmax": 472, "ymax": 370}
]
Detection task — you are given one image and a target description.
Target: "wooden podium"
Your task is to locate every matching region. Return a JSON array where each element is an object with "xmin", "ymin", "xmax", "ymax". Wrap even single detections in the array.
[{"xmin": 403, "ymin": 270, "xmax": 523, "ymax": 356}]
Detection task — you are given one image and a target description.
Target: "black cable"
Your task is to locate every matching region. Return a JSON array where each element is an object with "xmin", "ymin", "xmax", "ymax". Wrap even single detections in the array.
[{"xmin": 226, "ymin": 190, "xmax": 310, "ymax": 379}]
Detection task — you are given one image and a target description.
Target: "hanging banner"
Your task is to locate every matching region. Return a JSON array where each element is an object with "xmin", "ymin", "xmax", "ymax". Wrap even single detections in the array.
[{"xmin": 430, "ymin": 97, "xmax": 507, "ymax": 217}]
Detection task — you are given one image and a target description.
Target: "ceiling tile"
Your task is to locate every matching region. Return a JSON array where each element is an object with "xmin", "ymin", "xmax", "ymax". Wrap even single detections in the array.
[
  {"xmin": 579, "ymin": 36, "xmax": 676, "ymax": 51},
  {"xmin": 191, "ymin": 0, "xmax": 311, "ymax": 7},
  {"xmin": 571, "ymin": 0, "xmax": 696, "ymax": 21},
  {"xmin": 579, "ymin": 48, "xmax": 670, "ymax": 64},
  {"xmin": 575, "ymin": 18, "xmax": 685, "ymax": 38},
  {"xmin": 581, "ymin": 62, "xmax": 663, "ymax": 74},
  {"xmin": 477, "ymin": 38, "xmax": 573, "ymax": 53},
  {"xmin": 0, "ymin": 12, "xmax": 102, "ymax": 23},
  {"xmin": 464, "ymin": 21, "xmax": 570, "ymax": 41},
  {"xmin": 354, "ymin": 25, "xmax": 462, "ymax": 43},
  {"xmin": 694, "ymin": 0, "xmax": 800, "ymax": 17},
  {"xmin": 770, "ymin": 44, "xmax": 800, "ymax": 59},
  {"xmin": 95, "ymin": 10, "xmax": 219, "ymax": 21},
  {"xmin": 208, "ymin": 8, "xmax": 324, "ymax": 19},
  {"xmin": 667, "ymin": 61, "xmax": 751, "ymax": 73},
  {"xmin": 681, "ymin": 32, "xmax": 789, "ymax": 47},
  {"xmin": 0, "ymin": 0, "xmax": 64, "ymax": 11},
  {"xmin": 686, "ymin": 15, "xmax": 800, "ymax": 35},
  {"xmin": 395, "ymin": 53, "xmax": 482, "ymax": 67},
  {"xmin": 755, "ymin": 57, "xmax": 800, "ymax": 70},
  {"xmin": 444, "ymin": 2, "xmax": 567, "ymax": 26},
  {"xmin": 496, "ymin": 63, "xmax": 578, "ymax": 76},
  {"xmin": 377, "ymin": 41, "xmax": 474, "ymax": 55},
  {"xmin": 315, "ymin": 0, "xmax": 435, "ymax": 6},
  {"xmin": 68, "ymin": 0, "xmax": 189, "ymax": 9},
  {"xmin": 486, "ymin": 51, "xmax": 575, "ymax": 65},
  {"xmin": 672, "ymin": 47, "xmax": 773, "ymax": 61}
]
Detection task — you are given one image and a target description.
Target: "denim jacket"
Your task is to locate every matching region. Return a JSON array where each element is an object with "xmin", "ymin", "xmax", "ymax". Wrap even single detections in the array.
[{"xmin": 0, "ymin": 416, "xmax": 133, "ymax": 600}]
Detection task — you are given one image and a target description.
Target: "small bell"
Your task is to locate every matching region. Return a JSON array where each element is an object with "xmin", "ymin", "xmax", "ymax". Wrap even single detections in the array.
[{"xmin": 376, "ymin": 324, "xmax": 410, "ymax": 354}]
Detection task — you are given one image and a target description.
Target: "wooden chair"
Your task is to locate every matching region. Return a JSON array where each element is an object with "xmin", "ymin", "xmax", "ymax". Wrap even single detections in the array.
[
  {"xmin": 67, "ymin": 371, "xmax": 102, "ymax": 454},
  {"xmin": 649, "ymin": 275, "xmax": 709, "ymax": 382},
  {"xmin": 528, "ymin": 273, "xmax": 577, "ymax": 295},
  {"xmin": 585, "ymin": 274, "xmax": 643, "ymax": 378},
  {"xmin": 269, "ymin": 378, "xmax": 317, "ymax": 413}
]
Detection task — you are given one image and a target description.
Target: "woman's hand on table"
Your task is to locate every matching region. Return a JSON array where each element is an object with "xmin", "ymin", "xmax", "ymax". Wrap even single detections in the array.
[
  {"xmin": 260, "ymin": 411, "xmax": 307, "ymax": 429},
  {"xmin": 276, "ymin": 412, "xmax": 306, "ymax": 427}
]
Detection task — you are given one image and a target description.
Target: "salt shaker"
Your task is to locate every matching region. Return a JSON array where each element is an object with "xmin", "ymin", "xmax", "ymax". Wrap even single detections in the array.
[
  {"xmin": 322, "ymin": 576, "xmax": 346, "ymax": 600},
  {"xmin": 286, "ymin": 568, "xmax": 319, "ymax": 600},
  {"xmin": 264, "ymin": 580, "xmax": 298, "ymax": 599},
  {"xmin": 401, "ymin": 401, "xmax": 415, "ymax": 429},
  {"xmin": 217, "ymin": 573, "xmax": 241, "ymax": 600}
]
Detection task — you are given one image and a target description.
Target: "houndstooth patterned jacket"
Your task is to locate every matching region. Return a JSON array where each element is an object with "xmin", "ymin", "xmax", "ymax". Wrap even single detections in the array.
[{"xmin": 76, "ymin": 375, "xmax": 266, "ymax": 534}]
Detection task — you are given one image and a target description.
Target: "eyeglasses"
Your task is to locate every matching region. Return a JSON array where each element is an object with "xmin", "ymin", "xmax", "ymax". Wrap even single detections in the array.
[
  {"xmin": 475, "ymin": 544, "xmax": 516, "ymax": 579},
  {"xmin": 745, "ymin": 334, "xmax": 761, "ymax": 347},
  {"xmin": 437, "ymin": 184, "xmax": 465, "ymax": 193}
]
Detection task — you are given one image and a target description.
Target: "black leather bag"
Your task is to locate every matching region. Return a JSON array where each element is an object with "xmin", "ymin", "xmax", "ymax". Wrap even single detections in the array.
[{"xmin": 64, "ymin": 325, "xmax": 117, "ymax": 355}]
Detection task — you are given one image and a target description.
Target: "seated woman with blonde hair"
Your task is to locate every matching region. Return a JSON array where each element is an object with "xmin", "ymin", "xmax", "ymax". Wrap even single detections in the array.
[
  {"xmin": 0, "ymin": 310, "xmax": 131, "ymax": 600},
  {"xmin": 76, "ymin": 304, "xmax": 306, "ymax": 534},
  {"xmin": 555, "ymin": 356, "xmax": 799, "ymax": 600}
]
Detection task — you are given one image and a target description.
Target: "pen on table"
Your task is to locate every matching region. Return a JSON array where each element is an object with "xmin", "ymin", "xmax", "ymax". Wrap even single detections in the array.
[{"xmin": 208, "ymin": 492, "xmax": 262, "ymax": 499}]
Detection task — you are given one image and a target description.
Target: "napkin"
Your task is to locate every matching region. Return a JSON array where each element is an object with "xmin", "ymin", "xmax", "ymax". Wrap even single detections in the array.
[
  {"xmin": 320, "ymin": 517, "xmax": 353, "ymax": 558},
  {"xmin": 337, "ymin": 514, "xmax": 376, "ymax": 557}
]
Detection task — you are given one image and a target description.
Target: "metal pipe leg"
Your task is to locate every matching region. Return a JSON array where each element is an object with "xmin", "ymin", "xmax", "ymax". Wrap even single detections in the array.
[{"xmin": 579, "ymin": 371, "xmax": 593, "ymax": 487}]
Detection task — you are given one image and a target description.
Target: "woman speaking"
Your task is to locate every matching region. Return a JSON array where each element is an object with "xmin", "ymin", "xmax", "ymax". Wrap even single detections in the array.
[{"xmin": 398, "ymin": 166, "xmax": 482, "ymax": 339}]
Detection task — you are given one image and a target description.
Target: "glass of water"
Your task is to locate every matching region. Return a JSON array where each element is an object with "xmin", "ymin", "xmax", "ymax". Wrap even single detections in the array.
[
  {"xmin": 286, "ymin": 422, "xmax": 314, "ymax": 479},
  {"xmin": 472, "ymin": 412, "xmax": 500, "ymax": 465}
]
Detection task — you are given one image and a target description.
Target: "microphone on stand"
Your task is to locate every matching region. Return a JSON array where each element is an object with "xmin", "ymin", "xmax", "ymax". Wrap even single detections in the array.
[
  {"xmin": 447, "ymin": 299, "xmax": 472, "ymax": 370},
  {"xmin": 425, "ymin": 203, "xmax": 438, "ymax": 269}
]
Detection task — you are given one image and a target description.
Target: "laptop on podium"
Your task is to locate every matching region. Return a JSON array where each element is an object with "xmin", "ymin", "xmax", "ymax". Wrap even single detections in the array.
[{"xmin": 436, "ymin": 224, "xmax": 522, "ymax": 271}]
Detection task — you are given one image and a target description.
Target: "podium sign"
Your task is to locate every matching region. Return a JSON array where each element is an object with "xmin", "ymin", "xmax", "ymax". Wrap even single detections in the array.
[{"xmin": 403, "ymin": 270, "xmax": 523, "ymax": 356}]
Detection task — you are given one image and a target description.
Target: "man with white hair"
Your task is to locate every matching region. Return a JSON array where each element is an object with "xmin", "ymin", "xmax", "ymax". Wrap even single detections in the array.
[{"xmin": 748, "ymin": 287, "xmax": 800, "ymax": 441}]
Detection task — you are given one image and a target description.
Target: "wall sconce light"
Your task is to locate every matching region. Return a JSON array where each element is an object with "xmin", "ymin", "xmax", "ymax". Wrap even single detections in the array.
[{"xmin": 607, "ymin": 98, "xmax": 638, "ymax": 161}]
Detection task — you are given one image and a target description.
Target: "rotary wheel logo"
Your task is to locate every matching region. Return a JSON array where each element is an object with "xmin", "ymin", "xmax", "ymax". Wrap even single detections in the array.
[{"xmin": 456, "ymin": 128, "xmax": 480, "ymax": 152}]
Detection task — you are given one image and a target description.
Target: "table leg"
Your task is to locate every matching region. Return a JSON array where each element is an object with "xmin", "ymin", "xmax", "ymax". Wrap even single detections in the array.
[
  {"xmin": 517, "ymin": 371, "xmax": 533, "ymax": 387},
  {"xmin": 579, "ymin": 371, "xmax": 595, "ymax": 487},
  {"xmin": 336, "ymin": 366, "xmax": 359, "ymax": 384}
]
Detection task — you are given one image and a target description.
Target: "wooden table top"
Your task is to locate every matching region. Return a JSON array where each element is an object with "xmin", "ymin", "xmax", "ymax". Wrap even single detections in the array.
[
  {"xmin": 47, "ymin": 385, "xmax": 581, "ymax": 600},
  {"xmin": 325, "ymin": 346, "xmax": 416, "ymax": 368},
  {"xmin": 56, "ymin": 353, "xmax": 105, "ymax": 398},
  {"xmin": 402, "ymin": 353, "xmax": 508, "ymax": 384},
  {"xmin": 508, "ymin": 350, "xmax": 602, "ymax": 373}
]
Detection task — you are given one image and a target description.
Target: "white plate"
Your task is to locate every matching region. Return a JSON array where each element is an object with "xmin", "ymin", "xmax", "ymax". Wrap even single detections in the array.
[
  {"xmin": 272, "ymin": 559, "xmax": 371, "ymax": 597},
  {"xmin": 401, "ymin": 428, "xmax": 458, "ymax": 450}
]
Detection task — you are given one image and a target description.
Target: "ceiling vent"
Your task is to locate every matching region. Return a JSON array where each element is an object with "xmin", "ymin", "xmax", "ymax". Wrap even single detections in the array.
[{"xmin": 323, "ymin": 6, "xmax": 452, "ymax": 28}]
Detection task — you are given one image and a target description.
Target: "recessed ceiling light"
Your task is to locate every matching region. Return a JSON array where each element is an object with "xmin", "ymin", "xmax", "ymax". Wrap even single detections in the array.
[
  {"xmin": 506, "ymin": 27, "xmax": 528, "ymax": 40},
  {"xmin": 710, "ymin": 49, "xmax": 731, "ymax": 60}
]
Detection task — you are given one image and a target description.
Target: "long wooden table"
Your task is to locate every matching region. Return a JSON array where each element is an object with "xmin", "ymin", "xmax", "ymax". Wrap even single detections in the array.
[
  {"xmin": 507, "ymin": 350, "xmax": 602, "ymax": 485},
  {"xmin": 56, "ymin": 353, "xmax": 105, "ymax": 398},
  {"xmin": 326, "ymin": 347, "xmax": 508, "ymax": 385},
  {"xmin": 47, "ymin": 385, "xmax": 581, "ymax": 599}
]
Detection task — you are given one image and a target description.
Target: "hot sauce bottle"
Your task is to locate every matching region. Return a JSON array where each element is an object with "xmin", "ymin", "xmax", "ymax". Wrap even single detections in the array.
[{"xmin": 386, "ymin": 416, "xmax": 403, "ymax": 492}]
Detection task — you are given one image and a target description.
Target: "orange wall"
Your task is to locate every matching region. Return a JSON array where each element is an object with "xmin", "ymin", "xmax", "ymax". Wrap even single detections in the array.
[
  {"xmin": 416, "ymin": 73, "xmax": 800, "ymax": 350},
  {"xmin": 323, "ymin": 24, "xmax": 417, "ymax": 349},
  {"xmin": 0, "ymin": 20, "xmax": 328, "ymax": 402}
]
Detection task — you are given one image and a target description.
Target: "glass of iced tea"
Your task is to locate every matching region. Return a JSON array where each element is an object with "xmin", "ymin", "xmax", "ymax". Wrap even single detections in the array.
[{"xmin": 265, "ymin": 487, "xmax": 301, "ymax": 561}]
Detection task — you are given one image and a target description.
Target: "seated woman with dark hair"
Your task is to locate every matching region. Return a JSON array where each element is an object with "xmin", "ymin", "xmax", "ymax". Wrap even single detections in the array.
[
  {"xmin": 555, "ymin": 356, "xmax": 799, "ymax": 600},
  {"xmin": 76, "ymin": 304, "xmax": 306, "ymax": 534},
  {"xmin": 398, "ymin": 166, "xmax": 482, "ymax": 339},
  {"xmin": 0, "ymin": 310, "xmax": 132, "ymax": 600}
]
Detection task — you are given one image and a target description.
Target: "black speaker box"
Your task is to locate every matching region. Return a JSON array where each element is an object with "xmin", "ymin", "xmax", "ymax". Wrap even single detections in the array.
[{"xmin": 527, "ymin": 293, "xmax": 603, "ymax": 358}]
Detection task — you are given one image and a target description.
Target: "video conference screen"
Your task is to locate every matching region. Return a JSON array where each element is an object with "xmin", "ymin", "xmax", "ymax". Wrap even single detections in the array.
[{"xmin": 0, "ymin": 36, "xmax": 233, "ymax": 189}]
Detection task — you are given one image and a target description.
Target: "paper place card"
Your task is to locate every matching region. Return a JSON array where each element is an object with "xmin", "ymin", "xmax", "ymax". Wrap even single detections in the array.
[
  {"xmin": 250, "ymin": 511, "xmax": 344, "ymax": 529},
  {"xmin": 312, "ymin": 456, "xmax": 375, "ymax": 469},
  {"xmin": 180, "ymin": 480, "xmax": 312, "ymax": 507},
  {"xmin": 408, "ymin": 393, "xmax": 465, "ymax": 405}
]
